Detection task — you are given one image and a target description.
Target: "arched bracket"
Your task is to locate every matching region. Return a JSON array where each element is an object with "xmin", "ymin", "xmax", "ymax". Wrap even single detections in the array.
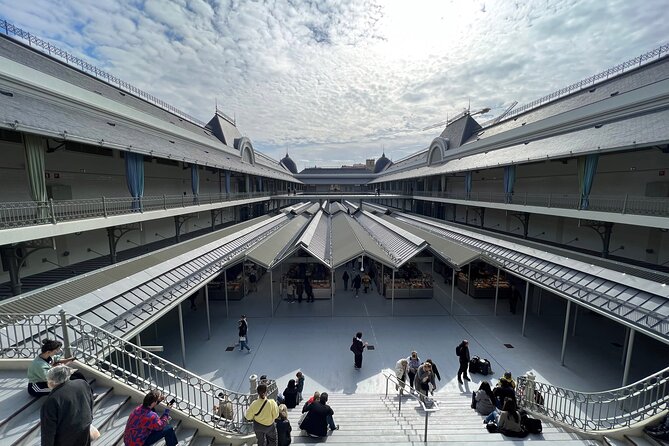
[
  {"xmin": 579, "ymin": 220, "xmax": 614, "ymax": 258},
  {"xmin": 107, "ymin": 224, "xmax": 141, "ymax": 264},
  {"xmin": 469, "ymin": 207, "xmax": 486, "ymax": 228},
  {"xmin": 509, "ymin": 212, "xmax": 530, "ymax": 239},
  {"xmin": 175, "ymin": 215, "xmax": 195, "ymax": 243},
  {"xmin": 0, "ymin": 238, "xmax": 56, "ymax": 296}
]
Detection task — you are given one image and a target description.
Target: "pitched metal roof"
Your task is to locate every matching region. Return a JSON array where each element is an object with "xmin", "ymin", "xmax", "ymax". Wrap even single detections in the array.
[{"xmin": 246, "ymin": 214, "xmax": 310, "ymax": 268}]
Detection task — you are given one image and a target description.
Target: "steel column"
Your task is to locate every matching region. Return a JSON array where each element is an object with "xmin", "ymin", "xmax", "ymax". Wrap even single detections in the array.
[
  {"xmin": 270, "ymin": 270, "xmax": 274, "ymax": 317},
  {"xmin": 224, "ymin": 270, "xmax": 229, "ymax": 318},
  {"xmin": 572, "ymin": 304, "xmax": 578, "ymax": 337},
  {"xmin": 450, "ymin": 269, "xmax": 456, "ymax": 314},
  {"xmin": 331, "ymin": 269, "xmax": 335, "ymax": 317},
  {"xmin": 466, "ymin": 264, "xmax": 471, "ymax": 296},
  {"xmin": 621, "ymin": 327, "xmax": 630, "ymax": 365},
  {"xmin": 178, "ymin": 303, "xmax": 187, "ymax": 367},
  {"xmin": 522, "ymin": 284, "xmax": 529, "ymax": 336},
  {"xmin": 391, "ymin": 269, "xmax": 395, "ymax": 317},
  {"xmin": 560, "ymin": 300, "xmax": 572, "ymax": 366},
  {"xmin": 494, "ymin": 268, "xmax": 500, "ymax": 316},
  {"xmin": 622, "ymin": 329, "xmax": 636, "ymax": 386},
  {"xmin": 205, "ymin": 284, "xmax": 211, "ymax": 340}
]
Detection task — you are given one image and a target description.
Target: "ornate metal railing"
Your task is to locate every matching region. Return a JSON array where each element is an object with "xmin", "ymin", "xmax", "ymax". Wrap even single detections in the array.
[
  {"xmin": 504, "ymin": 43, "xmax": 669, "ymax": 120},
  {"xmin": 410, "ymin": 190, "xmax": 669, "ymax": 217},
  {"xmin": 517, "ymin": 371, "xmax": 669, "ymax": 432},
  {"xmin": 0, "ymin": 311, "xmax": 276, "ymax": 434},
  {"xmin": 0, "ymin": 191, "xmax": 270, "ymax": 229},
  {"xmin": 0, "ymin": 19, "xmax": 206, "ymax": 127}
]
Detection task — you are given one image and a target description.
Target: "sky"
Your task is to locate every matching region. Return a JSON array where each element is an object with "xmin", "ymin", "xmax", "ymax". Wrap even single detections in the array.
[{"xmin": 1, "ymin": 0, "xmax": 667, "ymax": 171}]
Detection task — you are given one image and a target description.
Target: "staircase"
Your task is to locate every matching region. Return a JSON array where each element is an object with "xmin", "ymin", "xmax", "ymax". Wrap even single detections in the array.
[
  {"xmin": 284, "ymin": 392, "xmax": 664, "ymax": 445},
  {"xmin": 0, "ymin": 369, "xmax": 222, "ymax": 446}
]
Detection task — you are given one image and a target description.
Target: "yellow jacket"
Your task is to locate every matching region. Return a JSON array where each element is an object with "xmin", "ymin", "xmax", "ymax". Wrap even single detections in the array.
[{"xmin": 245, "ymin": 397, "xmax": 279, "ymax": 426}]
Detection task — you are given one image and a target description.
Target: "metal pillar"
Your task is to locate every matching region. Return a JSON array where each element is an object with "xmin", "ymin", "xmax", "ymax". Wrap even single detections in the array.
[
  {"xmin": 450, "ymin": 269, "xmax": 456, "ymax": 314},
  {"xmin": 331, "ymin": 269, "xmax": 335, "ymax": 317},
  {"xmin": 560, "ymin": 300, "xmax": 572, "ymax": 366},
  {"xmin": 270, "ymin": 270, "xmax": 274, "ymax": 317},
  {"xmin": 391, "ymin": 270, "xmax": 395, "ymax": 317},
  {"xmin": 537, "ymin": 288, "xmax": 542, "ymax": 316},
  {"xmin": 522, "ymin": 284, "xmax": 529, "ymax": 336},
  {"xmin": 622, "ymin": 328, "xmax": 635, "ymax": 386},
  {"xmin": 178, "ymin": 303, "xmax": 187, "ymax": 367},
  {"xmin": 381, "ymin": 264, "xmax": 384, "ymax": 295},
  {"xmin": 224, "ymin": 270, "xmax": 229, "ymax": 318},
  {"xmin": 572, "ymin": 305, "xmax": 578, "ymax": 337},
  {"xmin": 205, "ymin": 284, "xmax": 211, "ymax": 340},
  {"xmin": 466, "ymin": 264, "xmax": 471, "ymax": 296},
  {"xmin": 136, "ymin": 333, "xmax": 144, "ymax": 380},
  {"xmin": 621, "ymin": 327, "xmax": 630, "ymax": 365},
  {"xmin": 494, "ymin": 268, "xmax": 500, "ymax": 316}
]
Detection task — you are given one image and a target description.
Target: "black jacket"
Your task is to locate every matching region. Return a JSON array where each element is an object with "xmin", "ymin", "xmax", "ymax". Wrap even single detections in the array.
[
  {"xmin": 238, "ymin": 319, "xmax": 248, "ymax": 337},
  {"xmin": 282, "ymin": 387, "xmax": 299, "ymax": 409},
  {"xmin": 353, "ymin": 275, "xmax": 362, "ymax": 289},
  {"xmin": 351, "ymin": 337, "xmax": 365, "ymax": 355},
  {"xmin": 276, "ymin": 418, "xmax": 292, "ymax": 446},
  {"xmin": 300, "ymin": 401, "xmax": 334, "ymax": 437},
  {"xmin": 458, "ymin": 343, "xmax": 470, "ymax": 364},
  {"xmin": 40, "ymin": 379, "xmax": 93, "ymax": 446}
]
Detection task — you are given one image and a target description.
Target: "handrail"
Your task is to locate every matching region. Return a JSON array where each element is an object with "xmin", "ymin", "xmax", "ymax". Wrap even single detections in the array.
[
  {"xmin": 502, "ymin": 43, "xmax": 669, "ymax": 121},
  {"xmin": 410, "ymin": 190, "xmax": 669, "ymax": 217},
  {"xmin": 517, "ymin": 370, "xmax": 669, "ymax": 432},
  {"xmin": 382, "ymin": 372, "xmax": 439, "ymax": 443},
  {"xmin": 0, "ymin": 191, "xmax": 270, "ymax": 229},
  {"xmin": 0, "ymin": 311, "xmax": 277, "ymax": 434},
  {"xmin": 0, "ymin": 19, "xmax": 206, "ymax": 127}
]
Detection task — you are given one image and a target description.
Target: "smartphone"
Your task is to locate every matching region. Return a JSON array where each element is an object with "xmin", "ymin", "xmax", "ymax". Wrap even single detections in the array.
[{"xmin": 168, "ymin": 398, "xmax": 176, "ymax": 406}]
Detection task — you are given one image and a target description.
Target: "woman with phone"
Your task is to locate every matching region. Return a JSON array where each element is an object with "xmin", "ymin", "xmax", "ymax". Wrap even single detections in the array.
[{"xmin": 123, "ymin": 390, "xmax": 179, "ymax": 446}]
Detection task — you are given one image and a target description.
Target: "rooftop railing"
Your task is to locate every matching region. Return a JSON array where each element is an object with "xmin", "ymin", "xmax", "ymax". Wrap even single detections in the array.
[
  {"xmin": 502, "ymin": 43, "xmax": 669, "ymax": 122},
  {"xmin": 410, "ymin": 190, "xmax": 669, "ymax": 217},
  {"xmin": 0, "ymin": 191, "xmax": 270, "ymax": 229},
  {"xmin": 517, "ymin": 371, "xmax": 669, "ymax": 432},
  {"xmin": 0, "ymin": 311, "xmax": 276, "ymax": 434},
  {"xmin": 0, "ymin": 19, "xmax": 206, "ymax": 127}
]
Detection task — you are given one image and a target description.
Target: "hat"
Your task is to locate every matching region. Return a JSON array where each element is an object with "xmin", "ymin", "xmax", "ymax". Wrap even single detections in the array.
[{"xmin": 504, "ymin": 372, "xmax": 512, "ymax": 379}]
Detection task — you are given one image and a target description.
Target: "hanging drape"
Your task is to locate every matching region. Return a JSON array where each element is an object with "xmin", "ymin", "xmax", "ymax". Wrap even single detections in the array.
[
  {"xmin": 191, "ymin": 164, "xmax": 199, "ymax": 204},
  {"xmin": 577, "ymin": 154, "xmax": 599, "ymax": 209},
  {"xmin": 465, "ymin": 172, "xmax": 472, "ymax": 198},
  {"xmin": 225, "ymin": 171, "xmax": 231, "ymax": 195},
  {"xmin": 257, "ymin": 176, "xmax": 262, "ymax": 192},
  {"xmin": 503, "ymin": 165, "xmax": 516, "ymax": 204},
  {"xmin": 23, "ymin": 134, "xmax": 48, "ymax": 219},
  {"xmin": 124, "ymin": 152, "xmax": 145, "ymax": 211}
]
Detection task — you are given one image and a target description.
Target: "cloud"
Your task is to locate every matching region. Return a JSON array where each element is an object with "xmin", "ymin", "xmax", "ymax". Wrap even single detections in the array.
[{"xmin": 0, "ymin": 0, "xmax": 667, "ymax": 171}]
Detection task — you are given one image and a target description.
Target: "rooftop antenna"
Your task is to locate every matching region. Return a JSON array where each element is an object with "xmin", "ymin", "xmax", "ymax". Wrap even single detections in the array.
[
  {"xmin": 468, "ymin": 98, "xmax": 471, "ymax": 113},
  {"xmin": 215, "ymin": 98, "xmax": 218, "ymax": 112}
]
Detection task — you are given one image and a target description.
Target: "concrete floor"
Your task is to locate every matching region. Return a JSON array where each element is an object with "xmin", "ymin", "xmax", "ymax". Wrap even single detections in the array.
[{"xmin": 144, "ymin": 265, "xmax": 669, "ymax": 399}]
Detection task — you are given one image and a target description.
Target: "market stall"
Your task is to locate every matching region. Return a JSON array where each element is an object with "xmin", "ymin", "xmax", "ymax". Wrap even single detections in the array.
[
  {"xmin": 384, "ymin": 260, "xmax": 433, "ymax": 299},
  {"xmin": 457, "ymin": 263, "xmax": 511, "ymax": 299}
]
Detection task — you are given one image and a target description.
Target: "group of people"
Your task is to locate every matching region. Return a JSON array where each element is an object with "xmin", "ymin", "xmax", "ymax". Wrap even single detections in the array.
[
  {"xmin": 394, "ymin": 351, "xmax": 442, "ymax": 399},
  {"xmin": 284, "ymin": 277, "xmax": 316, "ymax": 303},
  {"xmin": 341, "ymin": 269, "xmax": 374, "ymax": 297},
  {"xmin": 473, "ymin": 372, "xmax": 524, "ymax": 435},
  {"xmin": 245, "ymin": 372, "xmax": 338, "ymax": 446}
]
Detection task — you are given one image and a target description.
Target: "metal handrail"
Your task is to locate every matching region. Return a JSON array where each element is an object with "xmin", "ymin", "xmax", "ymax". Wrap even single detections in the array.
[
  {"xmin": 503, "ymin": 43, "xmax": 669, "ymax": 121},
  {"xmin": 0, "ymin": 191, "xmax": 269, "ymax": 229},
  {"xmin": 0, "ymin": 311, "xmax": 277, "ymax": 434},
  {"xmin": 410, "ymin": 190, "xmax": 669, "ymax": 217},
  {"xmin": 0, "ymin": 19, "xmax": 206, "ymax": 127},
  {"xmin": 382, "ymin": 372, "xmax": 439, "ymax": 443},
  {"xmin": 517, "ymin": 369, "xmax": 669, "ymax": 432}
]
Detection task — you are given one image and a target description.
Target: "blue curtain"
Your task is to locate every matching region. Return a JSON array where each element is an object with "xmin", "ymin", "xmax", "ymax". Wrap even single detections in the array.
[
  {"xmin": 124, "ymin": 152, "xmax": 144, "ymax": 211},
  {"xmin": 578, "ymin": 154, "xmax": 599, "ymax": 209},
  {"xmin": 191, "ymin": 165, "xmax": 199, "ymax": 203},
  {"xmin": 225, "ymin": 171, "xmax": 231, "ymax": 194},
  {"xmin": 503, "ymin": 165, "xmax": 516, "ymax": 203},
  {"xmin": 257, "ymin": 176, "xmax": 262, "ymax": 192},
  {"xmin": 465, "ymin": 172, "xmax": 472, "ymax": 199}
]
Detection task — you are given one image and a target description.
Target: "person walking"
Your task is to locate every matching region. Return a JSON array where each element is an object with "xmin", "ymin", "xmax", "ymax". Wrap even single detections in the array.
[
  {"xmin": 342, "ymin": 270, "xmax": 349, "ymax": 291},
  {"xmin": 456, "ymin": 339, "xmax": 471, "ymax": 384},
  {"xmin": 296, "ymin": 280, "xmax": 304, "ymax": 303},
  {"xmin": 350, "ymin": 331, "xmax": 367, "ymax": 369},
  {"xmin": 352, "ymin": 274, "xmax": 361, "ymax": 297},
  {"xmin": 40, "ymin": 365, "xmax": 94, "ymax": 446},
  {"xmin": 407, "ymin": 351, "xmax": 421, "ymax": 389},
  {"xmin": 286, "ymin": 282, "xmax": 295, "ymax": 303},
  {"xmin": 395, "ymin": 358, "xmax": 409, "ymax": 390},
  {"xmin": 275, "ymin": 404, "xmax": 292, "ymax": 446},
  {"xmin": 425, "ymin": 359, "xmax": 441, "ymax": 393},
  {"xmin": 509, "ymin": 284, "xmax": 522, "ymax": 314},
  {"xmin": 361, "ymin": 273, "xmax": 371, "ymax": 293},
  {"xmin": 295, "ymin": 371, "xmax": 305, "ymax": 404},
  {"xmin": 239, "ymin": 315, "xmax": 250, "ymax": 353},
  {"xmin": 305, "ymin": 279, "xmax": 314, "ymax": 303},
  {"xmin": 246, "ymin": 383, "xmax": 280, "ymax": 446},
  {"xmin": 123, "ymin": 389, "xmax": 178, "ymax": 446},
  {"xmin": 414, "ymin": 361, "xmax": 435, "ymax": 399}
]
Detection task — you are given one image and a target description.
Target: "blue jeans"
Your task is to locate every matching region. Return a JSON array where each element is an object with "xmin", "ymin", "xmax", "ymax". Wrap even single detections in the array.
[
  {"xmin": 240, "ymin": 338, "xmax": 250, "ymax": 351},
  {"xmin": 144, "ymin": 424, "xmax": 177, "ymax": 446},
  {"xmin": 484, "ymin": 409, "xmax": 500, "ymax": 424},
  {"xmin": 327, "ymin": 414, "xmax": 337, "ymax": 430}
]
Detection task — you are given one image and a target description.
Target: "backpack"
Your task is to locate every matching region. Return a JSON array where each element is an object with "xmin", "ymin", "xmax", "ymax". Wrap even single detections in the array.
[
  {"xmin": 521, "ymin": 413, "xmax": 542, "ymax": 434},
  {"xmin": 456, "ymin": 344, "xmax": 462, "ymax": 356},
  {"xmin": 469, "ymin": 356, "xmax": 480, "ymax": 374}
]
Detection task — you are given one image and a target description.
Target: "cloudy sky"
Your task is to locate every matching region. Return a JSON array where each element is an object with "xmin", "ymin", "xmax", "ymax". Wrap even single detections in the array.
[{"xmin": 1, "ymin": 1, "xmax": 667, "ymax": 170}]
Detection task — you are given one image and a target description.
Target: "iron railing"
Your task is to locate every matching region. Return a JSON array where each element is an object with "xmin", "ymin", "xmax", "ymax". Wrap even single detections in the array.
[
  {"xmin": 0, "ymin": 19, "xmax": 206, "ymax": 127},
  {"xmin": 408, "ymin": 190, "xmax": 669, "ymax": 217},
  {"xmin": 0, "ymin": 191, "xmax": 270, "ymax": 229},
  {"xmin": 517, "ymin": 370, "xmax": 669, "ymax": 432},
  {"xmin": 503, "ymin": 43, "xmax": 669, "ymax": 120},
  {"xmin": 0, "ymin": 311, "xmax": 276, "ymax": 434},
  {"xmin": 382, "ymin": 372, "xmax": 440, "ymax": 443}
]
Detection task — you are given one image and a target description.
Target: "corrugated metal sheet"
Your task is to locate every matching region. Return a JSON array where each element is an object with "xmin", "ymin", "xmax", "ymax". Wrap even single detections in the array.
[
  {"xmin": 297, "ymin": 211, "xmax": 331, "ymax": 267},
  {"xmin": 330, "ymin": 213, "xmax": 364, "ymax": 268},
  {"xmin": 355, "ymin": 211, "xmax": 427, "ymax": 267},
  {"xmin": 246, "ymin": 214, "xmax": 310, "ymax": 268}
]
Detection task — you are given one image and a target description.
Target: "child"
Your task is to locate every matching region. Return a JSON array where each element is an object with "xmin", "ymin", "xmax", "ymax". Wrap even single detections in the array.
[{"xmin": 296, "ymin": 371, "xmax": 305, "ymax": 404}]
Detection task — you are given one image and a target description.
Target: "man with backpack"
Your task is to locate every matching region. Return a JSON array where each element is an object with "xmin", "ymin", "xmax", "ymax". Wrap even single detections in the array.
[{"xmin": 456, "ymin": 339, "xmax": 471, "ymax": 384}]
